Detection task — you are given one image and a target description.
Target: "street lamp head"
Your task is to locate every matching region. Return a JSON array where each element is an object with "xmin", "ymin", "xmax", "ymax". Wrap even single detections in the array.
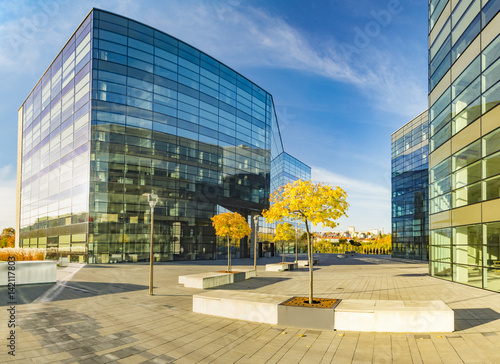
[
  {"xmin": 142, "ymin": 193, "xmax": 159, "ymax": 209},
  {"xmin": 253, "ymin": 215, "xmax": 260, "ymax": 225}
]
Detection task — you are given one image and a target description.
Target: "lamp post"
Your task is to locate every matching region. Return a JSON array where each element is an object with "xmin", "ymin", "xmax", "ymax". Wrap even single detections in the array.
[
  {"xmin": 253, "ymin": 215, "xmax": 260, "ymax": 274},
  {"xmin": 142, "ymin": 193, "xmax": 158, "ymax": 295}
]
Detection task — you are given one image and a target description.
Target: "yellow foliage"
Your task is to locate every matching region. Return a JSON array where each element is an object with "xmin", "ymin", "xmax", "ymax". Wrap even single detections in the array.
[
  {"xmin": 211, "ymin": 211, "xmax": 252, "ymax": 240},
  {"xmin": 0, "ymin": 248, "xmax": 46, "ymax": 261},
  {"xmin": 273, "ymin": 222, "xmax": 295, "ymax": 243},
  {"xmin": 263, "ymin": 180, "xmax": 348, "ymax": 228}
]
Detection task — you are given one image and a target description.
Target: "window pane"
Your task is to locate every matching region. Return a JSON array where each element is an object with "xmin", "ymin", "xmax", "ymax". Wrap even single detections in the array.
[
  {"xmin": 483, "ymin": 128, "xmax": 500, "ymax": 157},
  {"xmin": 453, "ymin": 181, "xmax": 481, "ymax": 207},
  {"xmin": 483, "ymin": 151, "xmax": 500, "ymax": 179},
  {"xmin": 453, "ymin": 160, "xmax": 481, "ymax": 189},
  {"xmin": 484, "ymin": 175, "xmax": 500, "ymax": 201},
  {"xmin": 453, "ymin": 140, "xmax": 481, "ymax": 171}
]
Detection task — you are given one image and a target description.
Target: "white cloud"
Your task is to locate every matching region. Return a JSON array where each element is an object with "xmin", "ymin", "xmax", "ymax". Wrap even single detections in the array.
[
  {"xmin": 0, "ymin": 165, "xmax": 17, "ymax": 230},
  {"xmin": 311, "ymin": 166, "xmax": 390, "ymax": 232},
  {"xmin": 133, "ymin": 1, "xmax": 426, "ymax": 118},
  {"xmin": 0, "ymin": 1, "xmax": 426, "ymax": 118}
]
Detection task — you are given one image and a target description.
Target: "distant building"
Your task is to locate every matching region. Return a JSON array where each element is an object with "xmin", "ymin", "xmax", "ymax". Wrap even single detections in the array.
[{"xmin": 391, "ymin": 111, "xmax": 429, "ymax": 260}]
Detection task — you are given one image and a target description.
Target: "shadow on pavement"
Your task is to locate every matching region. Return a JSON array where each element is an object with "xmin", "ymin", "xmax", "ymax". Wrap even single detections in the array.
[
  {"xmin": 211, "ymin": 276, "xmax": 291, "ymax": 290},
  {"xmin": 454, "ymin": 308, "xmax": 500, "ymax": 330},
  {"xmin": 0, "ymin": 281, "xmax": 147, "ymax": 306}
]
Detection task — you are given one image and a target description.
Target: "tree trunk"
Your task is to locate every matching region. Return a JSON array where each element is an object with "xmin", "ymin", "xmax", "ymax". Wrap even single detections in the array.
[
  {"xmin": 305, "ymin": 220, "xmax": 313, "ymax": 304},
  {"xmin": 282, "ymin": 241, "xmax": 285, "ymax": 263},
  {"xmin": 227, "ymin": 237, "xmax": 231, "ymax": 272}
]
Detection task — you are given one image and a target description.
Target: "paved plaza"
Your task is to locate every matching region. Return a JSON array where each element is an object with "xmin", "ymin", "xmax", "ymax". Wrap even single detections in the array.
[{"xmin": 2, "ymin": 254, "xmax": 500, "ymax": 363}]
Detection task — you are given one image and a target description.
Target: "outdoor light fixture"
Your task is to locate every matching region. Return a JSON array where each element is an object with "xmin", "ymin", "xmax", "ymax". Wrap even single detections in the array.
[
  {"xmin": 142, "ymin": 193, "xmax": 159, "ymax": 295},
  {"xmin": 253, "ymin": 215, "xmax": 260, "ymax": 274}
]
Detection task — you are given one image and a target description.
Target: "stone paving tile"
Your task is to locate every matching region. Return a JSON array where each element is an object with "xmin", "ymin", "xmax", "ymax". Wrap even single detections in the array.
[{"xmin": 3, "ymin": 254, "xmax": 500, "ymax": 363}]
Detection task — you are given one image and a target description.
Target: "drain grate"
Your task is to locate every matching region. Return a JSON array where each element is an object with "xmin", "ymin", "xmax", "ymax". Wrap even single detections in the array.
[
  {"xmin": 414, "ymin": 335, "xmax": 431, "ymax": 339},
  {"xmin": 482, "ymin": 332, "xmax": 497, "ymax": 337}
]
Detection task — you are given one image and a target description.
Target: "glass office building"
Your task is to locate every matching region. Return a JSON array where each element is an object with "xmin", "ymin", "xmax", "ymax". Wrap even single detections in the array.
[
  {"xmin": 16, "ymin": 9, "xmax": 308, "ymax": 263},
  {"xmin": 391, "ymin": 111, "xmax": 429, "ymax": 260},
  {"xmin": 428, "ymin": 0, "xmax": 500, "ymax": 292},
  {"xmin": 271, "ymin": 152, "xmax": 311, "ymax": 194}
]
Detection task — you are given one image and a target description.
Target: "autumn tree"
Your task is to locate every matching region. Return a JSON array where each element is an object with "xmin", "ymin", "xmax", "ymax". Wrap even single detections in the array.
[
  {"xmin": 274, "ymin": 222, "xmax": 295, "ymax": 263},
  {"xmin": 0, "ymin": 228, "xmax": 15, "ymax": 248},
  {"xmin": 211, "ymin": 212, "xmax": 252, "ymax": 272},
  {"xmin": 263, "ymin": 180, "xmax": 348, "ymax": 304}
]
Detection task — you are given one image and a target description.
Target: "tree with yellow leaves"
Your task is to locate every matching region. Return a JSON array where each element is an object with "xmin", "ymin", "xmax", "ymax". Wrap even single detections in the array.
[
  {"xmin": 211, "ymin": 211, "xmax": 252, "ymax": 272},
  {"xmin": 1, "ymin": 228, "xmax": 15, "ymax": 248},
  {"xmin": 263, "ymin": 180, "xmax": 348, "ymax": 304},
  {"xmin": 274, "ymin": 222, "xmax": 295, "ymax": 263}
]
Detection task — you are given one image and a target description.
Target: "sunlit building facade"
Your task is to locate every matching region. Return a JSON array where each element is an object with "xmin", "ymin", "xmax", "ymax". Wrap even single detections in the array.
[
  {"xmin": 16, "ymin": 9, "xmax": 308, "ymax": 263},
  {"xmin": 428, "ymin": 0, "xmax": 500, "ymax": 292},
  {"xmin": 391, "ymin": 111, "xmax": 429, "ymax": 260}
]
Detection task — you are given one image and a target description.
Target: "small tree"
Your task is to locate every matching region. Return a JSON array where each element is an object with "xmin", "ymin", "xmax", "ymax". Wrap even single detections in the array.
[
  {"xmin": 263, "ymin": 180, "xmax": 348, "ymax": 304},
  {"xmin": 274, "ymin": 222, "xmax": 295, "ymax": 263},
  {"xmin": 0, "ymin": 228, "xmax": 15, "ymax": 248},
  {"xmin": 211, "ymin": 212, "xmax": 252, "ymax": 272}
]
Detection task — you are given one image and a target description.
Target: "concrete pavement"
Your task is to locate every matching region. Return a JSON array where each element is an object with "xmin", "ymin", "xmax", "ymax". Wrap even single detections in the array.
[{"xmin": 1, "ymin": 254, "xmax": 500, "ymax": 363}]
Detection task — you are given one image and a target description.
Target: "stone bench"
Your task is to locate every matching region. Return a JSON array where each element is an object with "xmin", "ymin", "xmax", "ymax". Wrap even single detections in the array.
[
  {"xmin": 265, "ymin": 262, "xmax": 298, "ymax": 272},
  {"xmin": 334, "ymin": 299, "xmax": 454, "ymax": 333},
  {"xmin": 192, "ymin": 292, "xmax": 454, "ymax": 333},
  {"xmin": 297, "ymin": 259, "xmax": 319, "ymax": 267},
  {"xmin": 193, "ymin": 290, "xmax": 289, "ymax": 324},
  {"xmin": 179, "ymin": 270, "xmax": 256, "ymax": 289}
]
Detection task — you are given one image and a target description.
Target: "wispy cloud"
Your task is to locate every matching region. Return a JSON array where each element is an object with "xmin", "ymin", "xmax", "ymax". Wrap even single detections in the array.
[
  {"xmin": 135, "ymin": 1, "xmax": 426, "ymax": 118},
  {"xmin": 0, "ymin": 1, "xmax": 426, "ymax": 117},
  {"xmin": 311, "ymin": 166, "xmax": 390, "ymax": 232}
]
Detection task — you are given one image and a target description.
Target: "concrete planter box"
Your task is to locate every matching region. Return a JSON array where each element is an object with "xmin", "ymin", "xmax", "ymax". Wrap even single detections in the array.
[
  {"xmin": 277, "ymin": 298, "xmax": 339, "ymax": 330},
  {"xmin": 0, "ymin": 260, "xmax": 57, "ymax": 286},
  {"xmin": 59, "ymin": 257, "xmax": 69, "ymax": 267},
  {"xmin": 191, "ymin": 292, "xmax": 454, "ymax": 333},
  {"xmin": 334, "ymin": 299, "xmax": 454, "ymax": 333},
  {"xmin": 266, "ymin": 262, "xmax": 298, "ymax": 272},
  {"xmin": 179, "ymin": 270, "xmax": 255, "ymax": 289}
]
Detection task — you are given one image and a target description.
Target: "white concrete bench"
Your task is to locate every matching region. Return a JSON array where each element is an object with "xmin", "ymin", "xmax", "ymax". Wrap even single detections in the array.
[
  {"xmin": 179, "ymin": 270, "xmax": 256, "ymax": 289},
  {"xmin": 0, "ymin": 261, "xmax": 57, "ymax": 286},
  {"xmin": 334, "ymin": 299, "xmax": 454, "ymax": 333},
  {"xmin": 191, "ymin": 292, "xmax": 454, "ymax": 333},
  {"xmin": 193, "ymin": 290, "xmax": 289, "ymax": 324},
  {"xmin": 297, "ymin": 259, "xmax": 319, "ymax": 267},
  {"xmin": 265, "ymin": 262, "xmax": 298, "ymax": 272}
]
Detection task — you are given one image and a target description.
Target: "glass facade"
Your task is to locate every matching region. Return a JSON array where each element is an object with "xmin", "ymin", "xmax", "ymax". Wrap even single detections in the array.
[
  {"xmin": 17, "ymin": 9, "xmax": 308, "ymax": 263},
  {"xmin": 391, "ymin": 111, "xmax": 429, "ymax": 260},
  {"xmin": 270, "ymin": 151, "xmax": 311, "ymax": 195},
  {"xmin": 428, "ymin": 0, "xmax": 500, "ymax": 292}
]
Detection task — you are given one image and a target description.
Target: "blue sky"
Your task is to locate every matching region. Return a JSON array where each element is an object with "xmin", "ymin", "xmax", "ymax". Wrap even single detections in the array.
[{"xmin": 0, "ymin": 0, "xmax": 428, "ymax": 233}]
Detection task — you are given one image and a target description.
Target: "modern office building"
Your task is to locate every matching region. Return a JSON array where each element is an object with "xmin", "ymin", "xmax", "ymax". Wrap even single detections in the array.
[
  {"xmin": 16, "ymin": 9, "xmax": 309, "ymax": 263},
  {"xmin": 428, "ymin": 0, "xmax": 500, "ymax": 292},
  {"xmin": 270, "ymin": 151, "xmax": 311, "ymax": 194},
  {"xmin": 391, "ymin": 111, "xmax": 429, "ymax": 260}
]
